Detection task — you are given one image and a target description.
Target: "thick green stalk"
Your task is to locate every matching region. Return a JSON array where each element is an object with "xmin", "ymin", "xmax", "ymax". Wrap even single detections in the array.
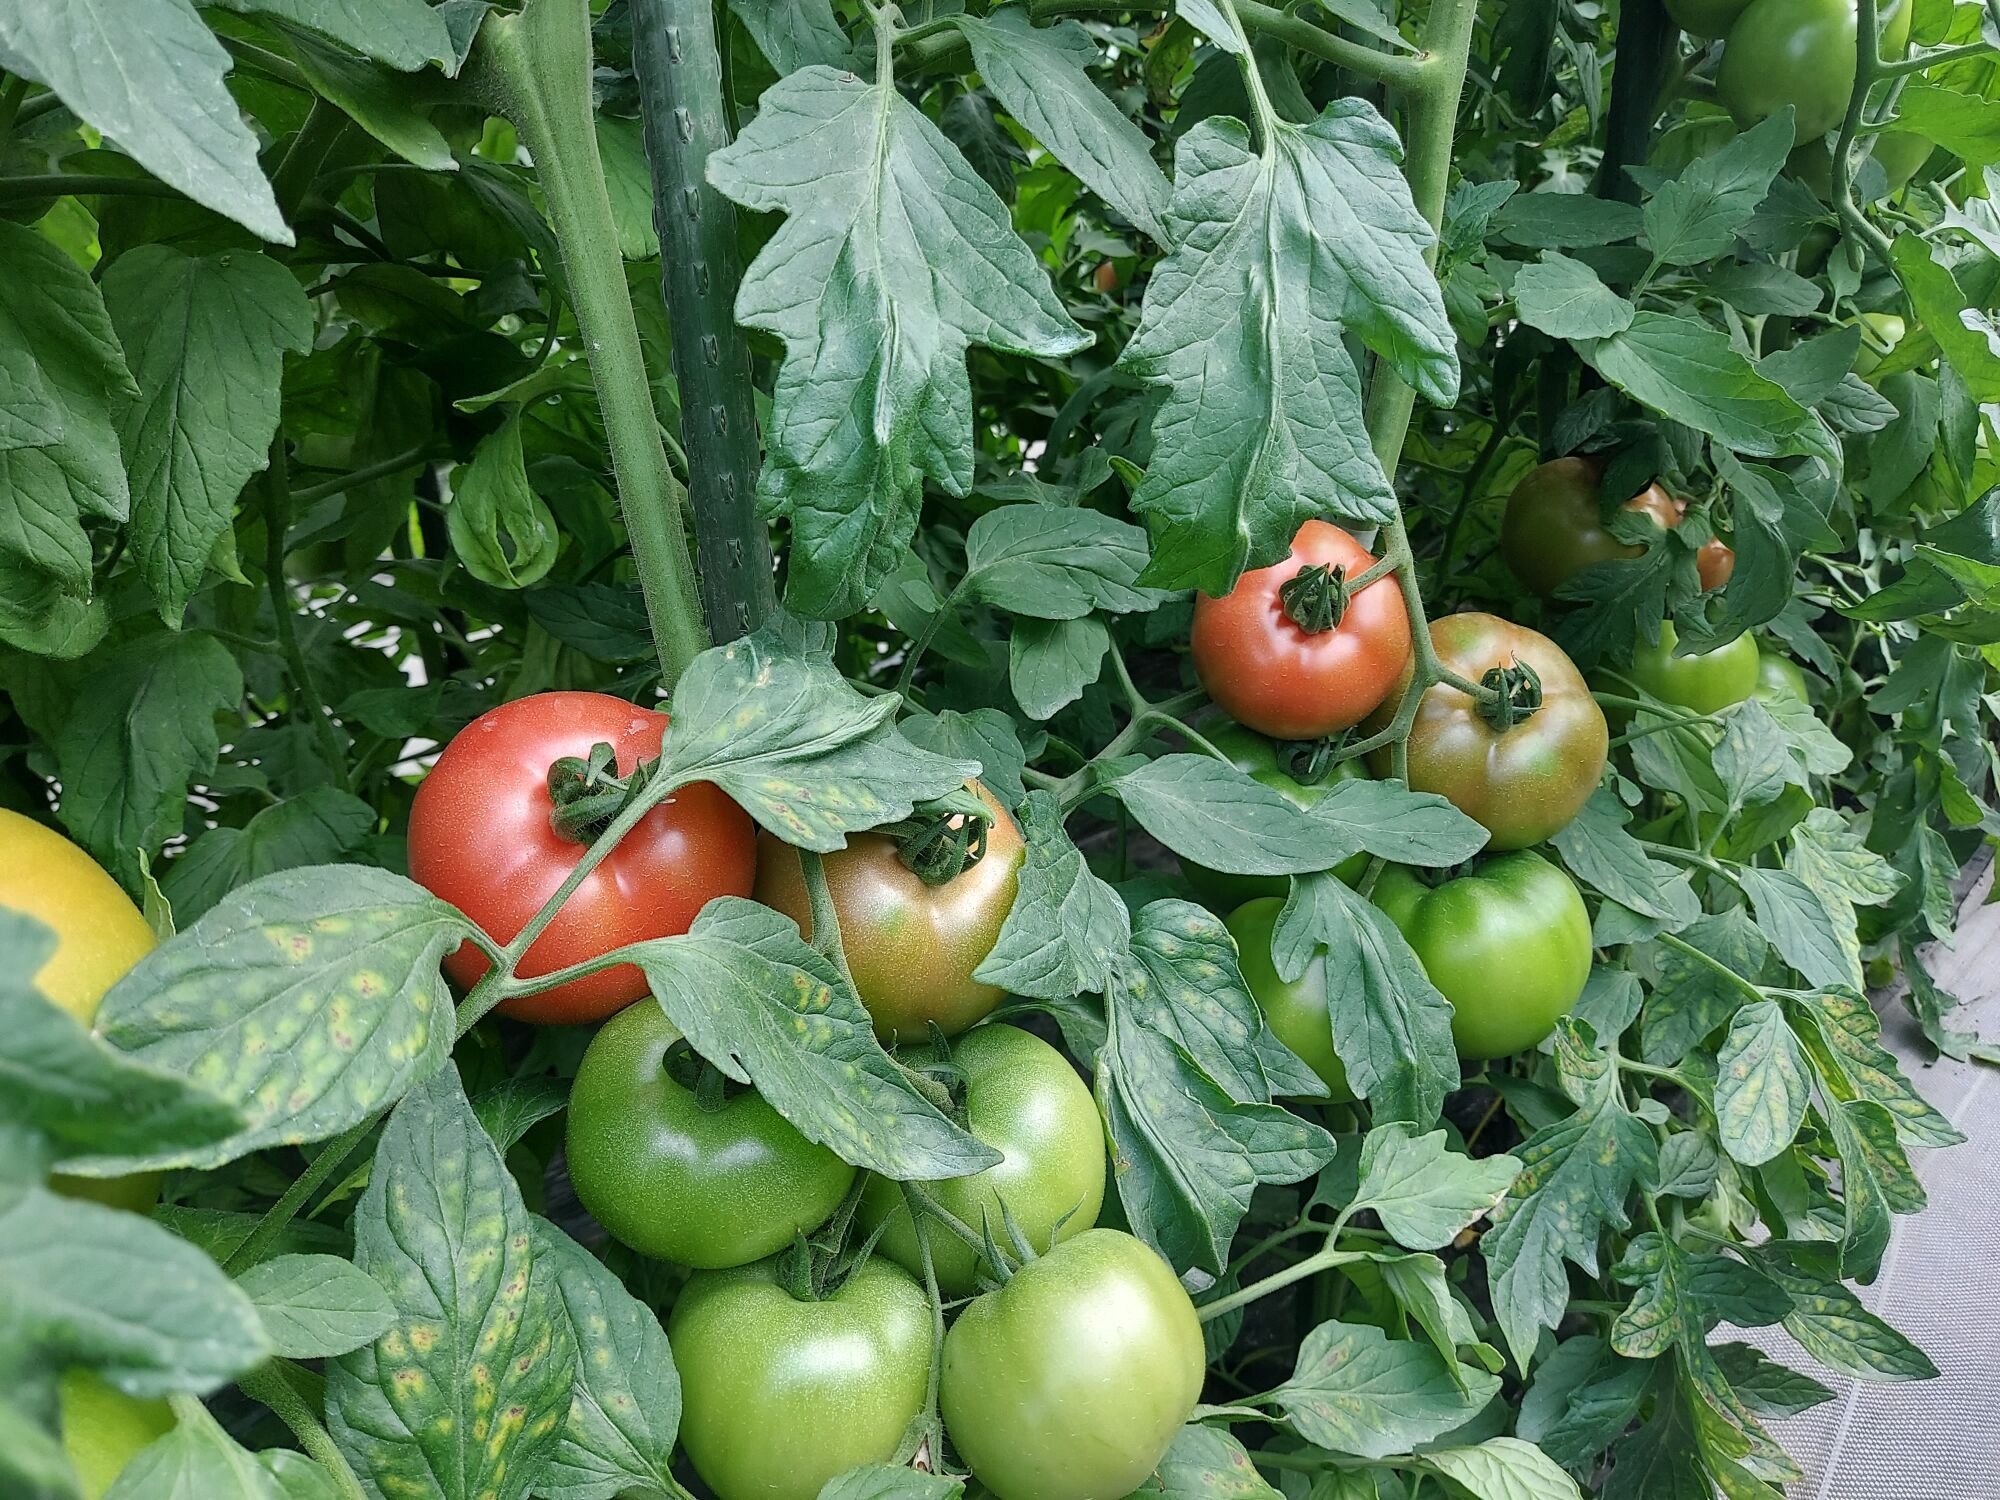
[
  {"xmin": 472, "ymin": 0, "xmax": 709, "ymax": 688},
  {"xmin": 631, "ymin": 0, "xmax": 775, "ymax": 642},
  {"xmin": 1593, "ymin": 0, "xmax": 1676, "ymax": 204},
  {"xmin": 1361, "ymin": 0, "xmax": 1481, "ymax": 479}
]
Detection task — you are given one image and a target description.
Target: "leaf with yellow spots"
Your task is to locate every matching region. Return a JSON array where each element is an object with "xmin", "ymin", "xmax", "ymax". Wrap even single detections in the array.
[
  {"xmin": 624, "ymin": 898, "xmax": 1000, "ymax": 1180},
  {"xmin": 1483, "ymin": 1023, "xmax": 1658, "ymax": 1372},
  {"xmin": 328, "ymin": 1063, "xmax": 575, "ymax": 1500},
  {"xmin": 532, "ymin": 1222, "xmax": 679, "ymax": 1500},
  {"xmin": 87, "ymin": 867, "xmax": 468, "ymax": 1172},
  {"xmin": 656, "ymin": 618, "xmax": 978, "ymax": 851}
]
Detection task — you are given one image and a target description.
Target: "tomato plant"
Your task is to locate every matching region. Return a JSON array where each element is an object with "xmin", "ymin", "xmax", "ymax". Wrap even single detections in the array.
[
  {"xmin": 939, "ymin": 1230, "xmax": 1205, "ymax": 1500},
  {"xmin": 755, "ymin": 781, "xmax": 1023, "ymax": 1040},
  {"xmin": 1375, "ymin": 853, "xmax": 1595, "ymax": 1059},
  {"xmin": 670, "ymin": 1256, "xmax": 932, "ymax": 1500},
  {"xmin": 566, "ymin": 999, "xmax": 857, "ymax": 1268},
  {"xmin": 1, "ymin": 0, "xmax": 1994, "ymax": 1495},
  {"xmin": 407, "ymin": 691, "xmax": 757, "ymax": 1023},
  {"xmin": 857, "ymin": 1023, "xmax": 1104, "ymax": 1296},
  {"xmin": 1381, "ymin": 613, "xmax": 1610, "ymax": 849},
  {"xmin": 1191, "ymin": 520, "xmax": 1410, "ymax": 740}
]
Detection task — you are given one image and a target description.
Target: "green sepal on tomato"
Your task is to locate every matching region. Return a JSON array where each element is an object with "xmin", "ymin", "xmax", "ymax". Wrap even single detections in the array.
[
  {"xmin": 1191, "ymin": 519, "xmax": 1411, "ymax": 741},
  {"xmin": 407, "ymin": 691, "xmax": 757, "ymax": 1024},
  {"xmin": 940, "ymin": 1229, "xmax": 1205, "ymax": 1500},
  {"xmin": 1370, "ymin": 613, "xmax": 1608, "ymax": 849},
  {"xmin": 1625, "ymin": 622, "xmax": 1761, "ymax": 714},
  {"xmin": 1718, "ymin": 0, "xmax": 1912, "ymax": 142},
  {"xmin": 1179, "ymin": 723, "xmax": 1369, "ymax": 908},
  {"xmin": 1226, "ymin": 896, "xmax": 1353, "ymax": 1101},
  {"xmin": 1374, "ymin": 851, "xmax": 1593, "ymax": 1060},
  {"xmin": 670, "ymin": 1256, "xmax": 931, "ymax": 1500},
  {"xmin": 857, "ymin": 1023, "xmax": 1105, "ymax": 1297},
  {"xmin": 756, "ymin": 781, "xmax": 1023, "ymax": 1041},
  {"xmin": 565, "ymin": 1000, "xmax": 856, "ymax": 1268}
]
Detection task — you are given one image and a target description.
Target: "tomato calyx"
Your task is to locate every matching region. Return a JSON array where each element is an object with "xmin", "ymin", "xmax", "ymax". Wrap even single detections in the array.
[
  {"xmin": 1274, "ymin": 734, "xmax": 1352, "ymax": 785},
  {"xmin": 773, "ymin": 1177, "xmax": 886, "ymax": 1304},
  {"xmin": 545, "ymin": 740, "xmax": 663, "ymax": 844},
  {"xmin": 660, "ymin": 1037, "xmax": 752, "ymax": 1113},
  {"xmin": 1277, "ymin": 561, "xmax": 1353, "ymax": 633},
  {"xmin": 891, "ymin": 1023, "xmax": 974, "ymax": 1128},
  {"xmin": 1477, "ymin": 658, "xmax": 1544, "ymax": 732},
  {"xmin": 880, "ymin": 790, "xmax": 995, "ymax": 886}
]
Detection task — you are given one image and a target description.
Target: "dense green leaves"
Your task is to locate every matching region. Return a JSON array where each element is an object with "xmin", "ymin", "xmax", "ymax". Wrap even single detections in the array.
[{"xmin": 1270, "ymin": 1320, "xmax": 1501, "ymax": 1459}]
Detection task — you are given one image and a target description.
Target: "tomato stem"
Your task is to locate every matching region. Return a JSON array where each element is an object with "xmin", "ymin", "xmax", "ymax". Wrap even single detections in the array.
[
  {"xmin": 799, "ymin": 849, "xmax": 862, "ymax": 995},
  {"xmin": 262, "ymin": 432, "xmax": 354, "ymax": 795},
  {"xmin": 238, "ymin": 1362, "xmax": 371, "ymax": 1500},
  {"xmin": 1196, "ymin": 1236, "xmax": 1361, "ymax": 1323}
]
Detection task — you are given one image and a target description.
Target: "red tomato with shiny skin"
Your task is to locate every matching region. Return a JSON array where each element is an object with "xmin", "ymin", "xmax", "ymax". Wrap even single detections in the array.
[
  {"xmin": 1191, "ymin": 520, "xmax": 1411, "ymax": 740},
  {"xmin": 407, "ymin": 691, "xmax": 757, "ymax": 1023}
]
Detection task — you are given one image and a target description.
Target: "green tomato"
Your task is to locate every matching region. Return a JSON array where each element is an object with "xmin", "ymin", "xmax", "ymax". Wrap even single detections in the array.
[
  {"xmin": 1373, "ymin": 852, "xmax": 1592, "ymax": 1061},
  {"xmin": 1852, "ymin": 311, "xmax": 1908, "ymax": 377},
  {"xmin": 1719, "ymin": 0, "xmax": 1912, "ymax": 142},
  {"xmin": 1179, "ymin": 723, "xmax": 1369, "ymax": 907},
  {"xmin": 941, "ymin": 1229, "xmax": 1205, "ymax": 1500},
  {"xmin": 60, "ymin": 1370, "xmax": 173, "ymax": 1500},
  {"xmin": 1756, "ymin": 650, "xmax": 1812, "ymax": 703},
  {"xmin": 1626, "ymin": 621, "xmax": 1761, "ymax": 714},
  {"xmin": 670, "ymin": 1256, "xmax": 931, "ymax": 1500},
  {"xmin": 1224, "ymin": 897, "xmax": 1353, "ymax": 1101},
  {"xmin": 1665, "ymin": 0, "xmax": 1753, "ymax": 36},
  {"xmin": 565, "ymin": 1001, "xmax": 856, "ymax": 1268},
  {"xmin": 857, "ymin": 1023, "xmax": 1105, "ymax": 1297}
]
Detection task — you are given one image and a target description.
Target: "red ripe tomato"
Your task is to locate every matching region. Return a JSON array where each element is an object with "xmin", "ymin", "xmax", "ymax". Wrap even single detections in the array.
[
  {"xmin": 1191, "ymin": 520, "xmax": 1411, "ymax": 740},
  {"xmin": 407, "ymin": 691, "xmax": 757, "ymax": 1023}
]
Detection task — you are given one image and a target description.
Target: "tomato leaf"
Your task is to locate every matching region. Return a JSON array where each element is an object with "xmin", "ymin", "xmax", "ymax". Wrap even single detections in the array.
[
  {"xmin": 0, "ymin": 912, "xmax": 245, "ymax": 1170},
  {"xmin": 446, "ymin": 418, "xmax": 561, "ymax": 589},
  {"xmin": 1297, "ymin": 778, "xmax": 1490, "ymax": 868},
  {"xmin": 1010, "ymin": 615, "xmax": 1110, "ymax": 721},
  {"xmin": 1122, "ymin": 899, "xmax": 1326, "ymax": 1104},
  {"xmin": 1414, "ymin": 1437, "xmax": 1586, "ymax": 1500},
  {"xmin": 1119, "ymin": 101, "xmax": 1454, "ymax": 593},
  {"xmin": 1753, "ymin": 1249, "xmax": 1937, "ymax": 1382},
  {"xmin": 1273, "ymin": 873, "xmax": 1459, "ymax": 1127},
  {"xmin": 101, "ymin": 1402, "xmax": 286, "ymax": 1500},
  {"xmin": 1512, "ymin": 252, "xmax": 1635, "ymax": 339},
  {"xmin": 657, "ymin": 622, "xmax": 980, "ymax": 851},
  {"xmin": 1124, "ymin": 1425, "xmax": 1283, "ymax": 1499},
  {"xmin": 1736, "ymin": 865, "xmax": 1858, "ymax": 990},
  {"xmin": 817, "ymin": 1465, "xmax": 963, "ymax": 1500},
  {"xmin": 897, "ymin": 708, "xmax": 1029, "ymax": 809},
  {"xmin": 1639, "ymin": 909, "xmax": 1767, "ymax": 1067},
  {"xmin": 1642, "ymin": 111, "xmax": 1792, "ymax": 268},
  {"xmin": 1484, "ymin": 1023, "xmax": 1657, "ymax": 1370},
  {"xmin": 962, "ymin": 504, "xmax": 1165, "ymax": 619},
  {"xmin": 1576, "ymin": 311, "xmax": 1825, "ymax": 459},
  {"xmin": 329, "ymin": 1064, "xmax": 575, "ymax": 1500},
  {"xmin": 53, "ymin": 631, "xmax": 244, "ymax": 889},
  {"xmin": 1350, "ymin": 1122, "xmax": 1521, "ymax": 1251},
  {"xmin": 90, "ymin": 866, "xmax": 466, "ymax": 1171},
  {"xmin": 1551, "ymin": 788, "xmax": 1696, "ymax": 925},
  {"xmin": 627, "ymin": 898, "xmax": 1002, "ymax": 1180},
  {"xmin": 1268, "ymin": 1319, "xmax": 1501, "ymax": 1459},
  {"xmin": 1712, "ymin": 1000, "xmax": 1809, "ymax": 1167},
  {"xmin": 102, "ymin": 246, "xmax": 313, "ymax": 625},
  {"xmin": 160, "ymin": 788, "xmax": 378, "ymax": 926},
  {"xmin": 0, "ymin": 1183, "xmax": 270, "ymax": 1397},
  {"xmin": 235, "ymin": 1253, "xmax": 395, "ymax": 1361},
  {"xmin": 974, "ymin": 791, "xmax": 1133, "ymax": 1000},
  {"xmin": 945, "ymin": 8, "xmax": 1172, "ymax": 244},
  {"xmin": 1113, "ymin": 755, "xmax": 1362, "ymax": 875},
  {"xmin": 1097, "ymin": 986, "xmax": 1336, "ymax": 1276},
  {"xmin": 532, "ymin": 1223, "xmax": 681, "ymax": 1500},
  {"xmin": 724, "ymin": 0, "xmax": 851, "ymax": 73},
  {"xmin": 706, "ymin": 65, "xmax": 1090, "ymax": 617},
  {"xmin": 0, "ymin": 0, "xmax": 288, "ymax": 243}
]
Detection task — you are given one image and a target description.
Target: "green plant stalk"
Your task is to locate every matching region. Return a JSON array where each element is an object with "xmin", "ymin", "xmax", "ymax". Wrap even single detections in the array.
[
  {"xmin": 239, "ymin": 1363, "xmax": 370, "ymax": 1500},
  {"xmin": 1832, "ymin": 0, "xmax": 1898, "ymax": 262},
  {"xmin": 263, "ymin": 438, "xmax": 354, "ymax": 794},
  {"xmin": 1198, "ymin": 1239, "xmax": 1362, "ymax": 1322},
  {"xmin": 631, "ymin": 0, "xmax": 776, "ymax": 642},
  {"xmin": 1593, "ymin": 0, "xmax": 1676, "ymax": 205},
  {"xmin": 472, "ymin": 0, "xmax": 709, "ymax": 688}
]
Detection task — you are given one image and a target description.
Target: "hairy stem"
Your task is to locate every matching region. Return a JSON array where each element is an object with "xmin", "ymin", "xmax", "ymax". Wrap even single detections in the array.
[
  {"xmin": 471, "ymin": 0, "xmax": 709, "ymax": 688},
  {"xmin": 239, "ymin": 1363, "xmax": 370, "ymax": 1500},
  {"xmin": 263, "ymin": 437, "xmax": 353, "ymax": 793}
]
